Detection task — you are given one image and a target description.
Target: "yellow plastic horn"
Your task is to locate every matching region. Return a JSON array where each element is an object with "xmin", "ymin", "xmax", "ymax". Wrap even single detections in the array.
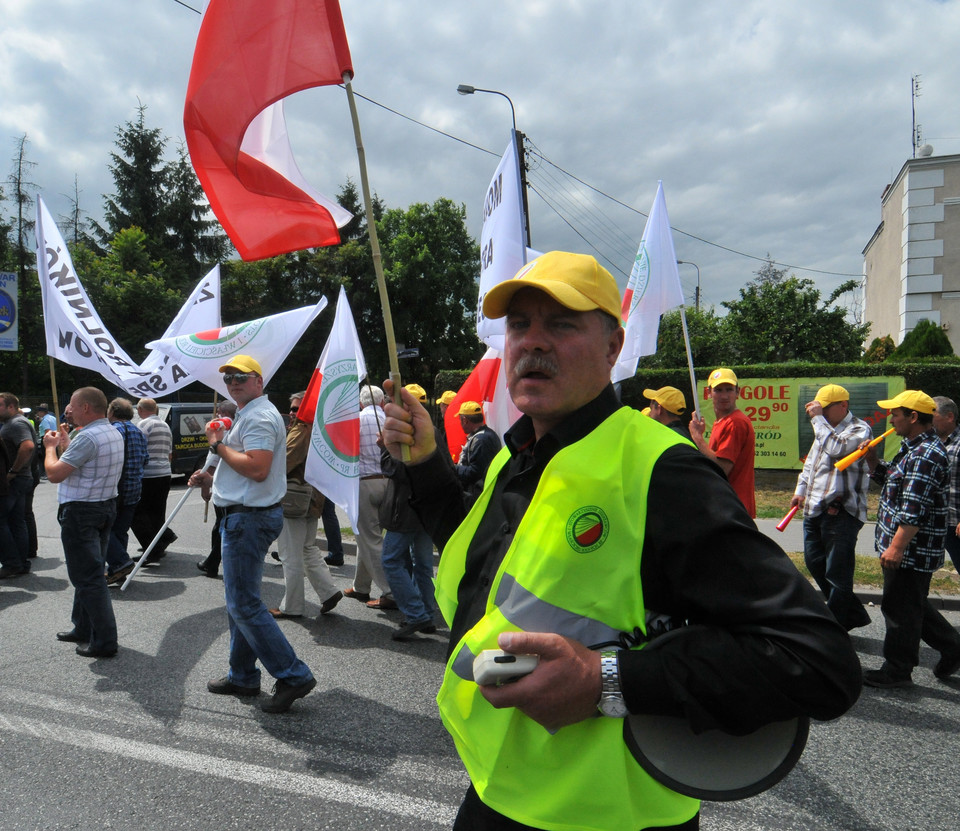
[{"xmin": 834, "ymin": 427, "xmax": 894, "ymax": 471}]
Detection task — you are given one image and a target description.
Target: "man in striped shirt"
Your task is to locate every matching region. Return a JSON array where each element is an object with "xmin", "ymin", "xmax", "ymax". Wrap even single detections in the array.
[{"xmin": 790, "ymin": 384, "xmax": 873, "ymax": 631}]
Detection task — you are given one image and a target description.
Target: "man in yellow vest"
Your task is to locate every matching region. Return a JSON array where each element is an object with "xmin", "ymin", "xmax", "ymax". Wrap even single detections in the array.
[{"xmin": 382, "ymin": 251, "xmax": 861, "ymax": 831}]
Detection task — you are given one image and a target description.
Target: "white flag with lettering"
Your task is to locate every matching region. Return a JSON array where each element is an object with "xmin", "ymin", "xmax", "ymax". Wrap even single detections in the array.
[
  {"xmin": 612, "ymin": 181, "xmax": 685, "ymax": 383},
  {"xmin": 34, "ymin": 196, "xmax": 222, "ymax": 397},
  {"xmin": 476, "ymin": 134, "xmax": 528, "ymax": 350}
]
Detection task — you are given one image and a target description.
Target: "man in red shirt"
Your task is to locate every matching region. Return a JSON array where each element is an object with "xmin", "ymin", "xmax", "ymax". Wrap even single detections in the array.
[{"xmin": 690, "ymin": 367, "xmax": 756, "ymax": 517}]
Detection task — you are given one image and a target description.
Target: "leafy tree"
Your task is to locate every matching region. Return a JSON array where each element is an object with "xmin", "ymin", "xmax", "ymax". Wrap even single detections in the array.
[
  {"xmin": 93, "ymin": 105, "xmax": 229, "ymax": 291},
  {"xmin": 721, "ymin": 260, "xmax": 869, "ymax": 363},
  {"xmin": 636, "ymin": 306, "xmax": 732, "ymax": 369},
  {"xmin": 377, "ymin": 198, "xmax": 482, "ymax": 384},
  {"xmin": 891, "ymin": 319, "xmax": 955, "ymax": 359},
  {"xmin": 3, "ymin": 134, "xmax": 44, "ymax": 390},
  {"xmin": 863, "ymin": 334, "xmax": 896, "ymax": 363},
  {"xmin": 73, "ymin": 228, "xmax": 182, "ymax": 365},
  {"xmin": 93, "ymin": 105, "xmax": 169, "ymax": 255}
]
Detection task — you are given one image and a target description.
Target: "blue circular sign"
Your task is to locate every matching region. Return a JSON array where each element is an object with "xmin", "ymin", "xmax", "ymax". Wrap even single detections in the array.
[{"xmin": 0, "ymin": 289, "xmax": 15, "ymax": 333}]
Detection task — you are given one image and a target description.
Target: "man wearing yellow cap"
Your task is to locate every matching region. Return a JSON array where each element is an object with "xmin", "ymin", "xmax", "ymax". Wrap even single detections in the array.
[
  {"xmin": 188, "ymin": 355, "xmax": 317, "ymax": 713},
  {"xmin": 455, "ymin": 401, "xmax": 502, "ymax": 498},
  {"xmin": 643, "ymin": 386, "xmax": 691, "ymax": 442},
  {"xmin": 435, "ymin": 390, "xmax": 457, "ymax": 459},
  {"xmin": 381, "ymin": 251, "xmax": 860, "ymax": 830},
  {"xmin": 690, "ymin": 367, "xmax": 756, "ymax": 517},
  {"xmin": 790, "ymin": 384, "xmax": 873, "ymax": 631},
  {"xmin": 860, "ymin": 389, "xmax": 960, "ymax": 687}
]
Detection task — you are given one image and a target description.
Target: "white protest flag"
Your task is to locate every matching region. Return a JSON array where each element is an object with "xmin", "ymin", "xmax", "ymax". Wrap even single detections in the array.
[
  {"xmin": 303, "ymin": 287, "xmax": 366, "ymax": 531},
  {"xmin": 35, "ymin": 196, "xmax": 227, "ymax": 398},
  {"xmin": 140, "ymin": 264, "xmax": 222, "ymax": 374},
  {"xmin": 35, "ymin": 197, "xmax": 155, "ymax": 392},
  {"xmin": 612, "ymin": 181, "xmax": 685, "ymax": 383},
  {"xmin": 476, "ymin": 135, "xmax": 528, "ymax": 350},
  {"xmin": 146, "ymin": 298, "xmax": 328, "ymax": 399}
]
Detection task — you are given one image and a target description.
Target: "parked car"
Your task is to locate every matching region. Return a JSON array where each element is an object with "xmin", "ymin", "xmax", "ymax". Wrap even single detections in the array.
[{"xmin": 152, "ymin": 402, "xmax": 219, "ymax": 476}]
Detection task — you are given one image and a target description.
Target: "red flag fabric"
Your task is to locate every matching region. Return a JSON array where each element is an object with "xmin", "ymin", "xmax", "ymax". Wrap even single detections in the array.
[
  {"xmin": 445, "ymin": 348, "xmax": 505, "ymax": 461},
  {"xmin": 184, "ymin": 0, "xmax": 354, "ymax": 261}
]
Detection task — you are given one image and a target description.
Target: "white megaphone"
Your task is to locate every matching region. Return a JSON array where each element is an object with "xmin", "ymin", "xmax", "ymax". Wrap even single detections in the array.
[{"xmin": 623, "ymin": 624, "xmax": 809, "ymax": 801}]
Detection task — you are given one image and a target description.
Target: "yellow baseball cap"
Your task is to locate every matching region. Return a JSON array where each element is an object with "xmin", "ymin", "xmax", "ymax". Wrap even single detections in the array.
[
  {"xmin": 458, "ymin": 401, "xmax": 483, "ymax": 416},
  {"xmin": 482, "ymin": 251, "xmax": 622, "ymax": 321},
  {"xmin": 640, "ymin": 407, "xmax": 651, "ymax": 416},
  {"xmin": 877, "ymin": 390, "xmax": 936, "ymax": 414},
  {"xmin": 436, "ymin": 390, "xmax": 457, "ymax": 405},
  {"xmin": 404, "ymin": 383, "xmax": 427, "ymax": 402},
  {"xmin": 218, "ymin": 355, "xmax": 263, "ymax": 375},
  {"xmin": 707, "ymin": 367, "xmax": 738, "ymax": 388},
  {"xmin": 643, "ymin": 386, "xmax": 686, "ymax": 415},
  {"xmin": 814, "ymin": 384, "xmax": 849, "ymax": 407}
]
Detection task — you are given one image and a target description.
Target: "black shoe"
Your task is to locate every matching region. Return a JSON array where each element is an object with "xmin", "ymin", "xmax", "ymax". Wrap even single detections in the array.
[
  {"xmin": 197, "ymin": 559, "xmax": 220, "ymax": 578},
  {"xmin": 392, "ymin": 618, "xmax": 435, "ymax": 641},
  {"xmin": 106, "ymin": 562, "xmax": 135, "ymax": 586},
  {"xmin": 260, "ymin": 677, "xmax": 317, "ymax": 713},
  {"xmin": 0, "ymin": 566, "xmax": 28, "ymax": 579},
  {"xmin": 76, "ymin": 644, "xmax": 118, "ymax": 658},
  {"xmin": 207, "ymin": 676, "xmax": 261, "ymax": 697},
  {"xmin": 270, "ymin": 551, "xmax": 280, "ymax": 562},
  {"xmin": 863, "ymin": 669, "xmax": 914, "ymax": 689},
  {"xmin": 319, "ymin": 591, "xmax": 343, "ymax": 615},
  {"xmin": 324, "ymin": 554, "xmax": 344, "ymax": 566},
  {"xmin": 934, "ymin": 650, "xmax": 960, "ymax": 680},
  {"xmin": 57, "ymin": 629, "xmax": 86, "ymax": 643}
]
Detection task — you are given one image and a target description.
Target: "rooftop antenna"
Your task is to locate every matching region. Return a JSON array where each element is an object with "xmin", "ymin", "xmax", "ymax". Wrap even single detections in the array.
[{"xmin": 912, "ymin": 74, "xmax": 923, "ymax": 158}]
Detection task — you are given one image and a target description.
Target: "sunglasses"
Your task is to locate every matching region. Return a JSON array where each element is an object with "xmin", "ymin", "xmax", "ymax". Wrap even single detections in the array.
[
  {"xmin": 289, "ymin": 405, "xmax": 299, "ymax": 412},
  {"xmin": 222, "ymin": 372, "xmax": 255, "ymax": 385}
]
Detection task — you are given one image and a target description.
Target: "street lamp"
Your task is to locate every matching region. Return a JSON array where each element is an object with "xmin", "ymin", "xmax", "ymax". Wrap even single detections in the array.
[
  {"xmin": 677, "ymin": 260, "xmax": 700, "ymax": 312},
  {"xmin": 457, "ymin": 83, "xmax": 531, "ymax": 245}
]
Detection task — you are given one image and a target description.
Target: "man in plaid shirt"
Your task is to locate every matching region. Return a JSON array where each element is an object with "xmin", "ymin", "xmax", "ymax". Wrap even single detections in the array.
[
  {"xmin": 791, "ymin": 384, "xmax": 873, "ymax": 631},
  {"xmin": 862, "ymin": 389, "xmax": 960, "ymax": 688}
]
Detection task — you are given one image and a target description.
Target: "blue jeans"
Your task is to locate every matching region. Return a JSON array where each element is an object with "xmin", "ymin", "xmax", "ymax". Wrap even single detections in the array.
[
  {"xmin": 1, "ymin": 476, "xmax": 31, "ymax": 571},
  {"xmin": 106, "ymin": 500, "xmax": 138, "ymax": 574},
  {"xmin": 58, "ymin": 500, "xmax": 118, "ymax": 651},
  {"xmin": 220, "ymin": 508, "xmax": 314, "ymax": 688},
  {"xmin": 381, "ymin": 528, "xmax": 437, "ymax": 624},
  {"xmin": 803, "ymin": 508, "xmax": 870, "ymax": 630}
]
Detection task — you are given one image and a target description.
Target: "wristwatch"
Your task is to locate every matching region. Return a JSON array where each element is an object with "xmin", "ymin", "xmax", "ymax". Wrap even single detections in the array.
[
  {"xmin": 210, "ymin": 441, "xmax": 224, "ymax": 455},
  {"xmin": 598, "ymin": 650, "xmax": 628, "ymax": 717}
]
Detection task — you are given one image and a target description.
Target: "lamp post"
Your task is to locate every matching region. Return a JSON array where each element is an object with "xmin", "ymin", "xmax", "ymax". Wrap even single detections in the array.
[
  {"xmin": 457, "ymin": 84, "xmax": 531, "ymax": 246},
  {"xmin": 677, "ymin": 260, "xmax": 700, "ymax": 312}
]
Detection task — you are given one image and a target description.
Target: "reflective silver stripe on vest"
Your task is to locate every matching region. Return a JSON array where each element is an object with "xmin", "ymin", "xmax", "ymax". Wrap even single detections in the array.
[{"xmin": 451, "ymin": 572, "xmax": 626, "ymax": 681}]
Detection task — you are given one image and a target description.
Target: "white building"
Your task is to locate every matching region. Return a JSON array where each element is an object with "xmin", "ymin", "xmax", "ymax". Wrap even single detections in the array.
[{"xmin": 862, "ymin": 151, "xmax": 960, "ymax": 349}]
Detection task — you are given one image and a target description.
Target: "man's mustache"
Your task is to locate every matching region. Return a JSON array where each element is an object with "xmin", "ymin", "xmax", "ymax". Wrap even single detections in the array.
[{"xmin": 511, "ymin": 354, "xmax": 560, "ymax": 379}]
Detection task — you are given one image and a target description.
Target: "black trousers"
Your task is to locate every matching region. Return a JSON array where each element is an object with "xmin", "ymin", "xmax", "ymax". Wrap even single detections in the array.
[
  {"xmin": 881, "ymin": 566, "xmax": 960, "ymax": 677},
  {"xmin": 452, "ymin": 785, "xmax": 699, "ymax": 831},
  {"xmin": 130, "ymin": 475, "xmax": 176, "ymax": 553}
]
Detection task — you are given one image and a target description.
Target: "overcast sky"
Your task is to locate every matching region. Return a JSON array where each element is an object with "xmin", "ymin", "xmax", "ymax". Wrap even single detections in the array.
[{"xmin": 3, "ymin": 0, "xmax": 960, "ymax": 326}]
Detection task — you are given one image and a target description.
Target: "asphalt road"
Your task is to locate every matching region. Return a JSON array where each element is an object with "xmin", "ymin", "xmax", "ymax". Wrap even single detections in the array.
[{"xmin": 2, "ymin": 480, "xmax": 959, "ymax": 830}]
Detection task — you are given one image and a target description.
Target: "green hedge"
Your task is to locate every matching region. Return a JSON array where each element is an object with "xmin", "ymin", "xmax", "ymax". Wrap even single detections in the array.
[{"xmin": 435, "ymin": 360, "xmax": 960, "ymax": 413}]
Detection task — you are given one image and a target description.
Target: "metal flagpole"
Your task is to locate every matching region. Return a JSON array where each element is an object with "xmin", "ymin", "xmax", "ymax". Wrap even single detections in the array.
[
  {"xmin": 120, "ymin": 486, "xmax": 196, "ymax": 591},
  {"xmin": 342, "ymin": 72, "xmax": 409, "ymax": 460}
]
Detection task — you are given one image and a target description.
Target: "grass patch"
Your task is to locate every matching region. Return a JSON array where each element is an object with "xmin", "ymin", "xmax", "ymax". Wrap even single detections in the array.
[
  {"xmin": 756, "ymin": 482, "xmax": 880, "ymax": 523},
  {"xmin": 786, "ymin": 552, "xmax": 960, "ymax": 594}
]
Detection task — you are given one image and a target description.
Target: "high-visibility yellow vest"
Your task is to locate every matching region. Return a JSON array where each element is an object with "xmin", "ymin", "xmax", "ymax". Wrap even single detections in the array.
[{"xmin": 436, "ymin": 407, "xmax": 699, "ymax": 830}]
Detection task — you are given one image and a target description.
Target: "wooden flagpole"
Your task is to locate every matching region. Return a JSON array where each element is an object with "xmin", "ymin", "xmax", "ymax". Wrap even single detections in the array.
[
  {"xmin": 342, "ymin": 73, "xmax": 409, "ymax": 459},
  {"xmin": 48, "ymin": 357, "xmax": 60, "ymax": 425},
  {"xmin": 678, "ymin": 306, "xmax": 701, "ymax": 420}
]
